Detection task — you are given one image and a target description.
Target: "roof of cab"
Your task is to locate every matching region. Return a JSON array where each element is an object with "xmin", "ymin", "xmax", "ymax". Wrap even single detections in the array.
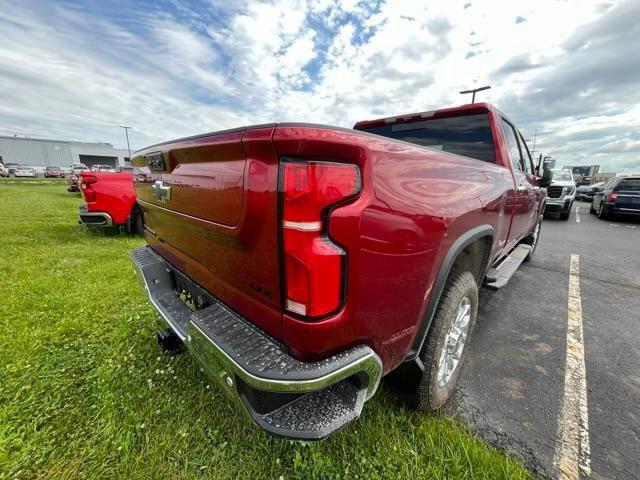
[{"xmin": 353, "ymin": 102, "xmax": 499, "ymax": 130}]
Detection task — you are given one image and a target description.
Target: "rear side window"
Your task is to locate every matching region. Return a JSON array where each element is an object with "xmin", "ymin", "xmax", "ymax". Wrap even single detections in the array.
[
  {"xmin": 359, "ymin": 113, "xmax": 496, "ymax": 162},
  {"xmin": 604, "ymin": 179, "xmax": 617, "ymax": 190},
  {"xmin": 617, "ymin": 178, "xmax": 640, "ymax": 191}
]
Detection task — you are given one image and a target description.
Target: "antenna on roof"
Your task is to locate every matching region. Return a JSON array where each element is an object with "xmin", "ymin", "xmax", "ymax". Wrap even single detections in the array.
[{"xmin": 459, "ymin": 85, "xmax": 491, "ymax": 103}]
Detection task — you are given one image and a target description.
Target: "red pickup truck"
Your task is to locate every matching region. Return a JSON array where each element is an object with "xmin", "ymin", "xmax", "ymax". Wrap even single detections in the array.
[
  {"xmin": 130, "ymin": 103, "xmax": 551, "ymax": 440},
  {"xmin": 78, "ymin": 171, "xmax": 143, "ymax": 234}
]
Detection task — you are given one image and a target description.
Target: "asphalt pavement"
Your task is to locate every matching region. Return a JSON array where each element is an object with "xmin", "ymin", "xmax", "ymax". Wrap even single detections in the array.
[{"xmin": 447, "ymin": 202, "xmax": 640, "ymax": 479}]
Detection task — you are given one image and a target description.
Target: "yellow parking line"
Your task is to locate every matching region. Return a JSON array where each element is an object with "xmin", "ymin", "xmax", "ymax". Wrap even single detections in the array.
[{"xmin": 554, "ymin": 254, "xmax": 591, "ymax": 479}]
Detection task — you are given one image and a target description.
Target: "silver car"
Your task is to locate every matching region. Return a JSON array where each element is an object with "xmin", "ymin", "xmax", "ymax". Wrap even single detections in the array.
[
  {"xmin": 14, "ymin": 166, "xmax": 38, "ymax": 178},
  {"xmin": 544, "ymin": 169, "xmax": 576, "ymax": 220}
]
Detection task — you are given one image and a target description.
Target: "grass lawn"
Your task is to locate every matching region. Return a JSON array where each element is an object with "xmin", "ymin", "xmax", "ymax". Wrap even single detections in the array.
[{"xmin": 0, "ymin": 179, "xmax": 532, "ymax": 479}]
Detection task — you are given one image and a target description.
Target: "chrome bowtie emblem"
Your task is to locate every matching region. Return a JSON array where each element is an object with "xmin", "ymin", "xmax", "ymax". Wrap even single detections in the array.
[{"xmin": 153, "ymin": 180, "xmax": 171, "ymax": 203}]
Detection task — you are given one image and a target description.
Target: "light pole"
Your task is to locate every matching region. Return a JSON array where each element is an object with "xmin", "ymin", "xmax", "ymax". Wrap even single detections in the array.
[
  {"xmin": 459, "ymin": 85, "xmax": 491, "ymax": 103},
  {"xmin": 531, "ymin": 129, "xmax": 538, "ymax": 154},
  {"xmin": 119, "ymin": 125, "xmax": 132, "ymax": 161}
]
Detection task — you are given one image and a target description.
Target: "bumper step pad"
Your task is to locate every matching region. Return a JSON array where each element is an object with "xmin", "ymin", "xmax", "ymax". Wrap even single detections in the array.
[
  {"xmin": 130, "ymin": 246, "xmax": 382, "ymax": 440},
  {"xmin": 260, "ymin": 381, "xmax": 363, "ymax": 437},
  {"xmin": 484, "ymin": 244, "xmax": 532, "ymax": 290}
]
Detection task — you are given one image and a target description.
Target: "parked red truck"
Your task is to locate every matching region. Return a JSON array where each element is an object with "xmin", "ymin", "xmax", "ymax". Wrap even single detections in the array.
[
  {"xmin": 78, "ymin": 171, "xmax": 143, "ymax": 234},
  {"xmin": 130, "ymin": 103, "xmax": 551, "ymax": 440}
]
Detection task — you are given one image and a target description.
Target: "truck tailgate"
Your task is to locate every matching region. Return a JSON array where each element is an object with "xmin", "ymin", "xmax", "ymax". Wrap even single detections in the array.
[{"xmin": 132, "ymin": 126, "xmax": 283, "ymax": 339}]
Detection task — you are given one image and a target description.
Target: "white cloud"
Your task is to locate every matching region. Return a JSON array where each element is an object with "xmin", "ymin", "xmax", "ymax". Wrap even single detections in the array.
[
  {"xmin": 597, "ymin": 138, "xmax": 640, "ymax": 154},
  {"xmin": 0, "ymin": 0, "xmax": 637, "ymax": 172}
]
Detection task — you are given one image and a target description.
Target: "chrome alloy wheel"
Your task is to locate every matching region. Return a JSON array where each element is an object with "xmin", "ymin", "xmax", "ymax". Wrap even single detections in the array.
[{"xmin": 437, "ymin": 297, "xmax": 471, "ymax": 388}]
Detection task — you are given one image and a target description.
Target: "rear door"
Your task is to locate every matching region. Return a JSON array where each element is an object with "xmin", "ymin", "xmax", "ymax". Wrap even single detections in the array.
[
  {"xmin": 593, "ymin": 178, "xmax": 614, "ymax": 211},
  {"xmin": 499, "ymin": 118, "xmax": 537, "ymax": 242}
]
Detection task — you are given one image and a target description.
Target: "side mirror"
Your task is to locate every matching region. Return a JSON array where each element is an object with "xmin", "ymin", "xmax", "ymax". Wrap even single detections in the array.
[{"xmin": 539, "ymin": 161, "xmax": 553, "ymax": 188}]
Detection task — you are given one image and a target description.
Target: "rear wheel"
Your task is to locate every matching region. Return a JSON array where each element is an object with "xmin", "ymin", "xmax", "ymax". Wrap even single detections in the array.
[
  {"xmin": 134, "ymin": 210, "xmax": 144, "ymax": 235},
  {"xmin": 598, "ymin": 202, "xmax": 609, "ymax": 220},
  {"xmin": 126, "ymin": 205, "xmax": 145, "ymax": 235},
  {"xmin": 410, "ymin": 271, "xmax": 478, "ymax": 411}
]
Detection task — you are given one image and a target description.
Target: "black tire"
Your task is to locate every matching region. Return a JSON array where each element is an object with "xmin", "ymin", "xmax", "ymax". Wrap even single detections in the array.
[
  {"xmin": 134, "ymin": 211, "xmax": 144, "ymax": 235},
  {"xmin": 410, "ymin": 271, "xmax": 478, "ymax": 412},
  {"xmin": 522, "ymin": 215, "xmax": 542, "ymax": 262},
  {"xmin": 559, "ymin": 210, "xmax": 570, "ymax": 220},
  {"xmin": 597, "ymin": 202, "xmax": 609, "ymax": 220},
  {"xmin": 126, "ymin": 205, "xmax": 145, "ymax": 235}
]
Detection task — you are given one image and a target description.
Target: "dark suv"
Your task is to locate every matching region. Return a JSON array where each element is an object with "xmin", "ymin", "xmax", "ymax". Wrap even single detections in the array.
[{"xmin": 591, "ymin": 176, "xmax": 640, "ymax": 219}]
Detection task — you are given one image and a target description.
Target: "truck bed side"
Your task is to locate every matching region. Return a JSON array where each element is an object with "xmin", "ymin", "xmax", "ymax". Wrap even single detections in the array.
[
  {"xmin": 272, "ymin": 125, "xmax": 514, "ymax": 371},
  {"xmin": 79, "ymin": 171, "xmax": 136, "ymax": 225}
]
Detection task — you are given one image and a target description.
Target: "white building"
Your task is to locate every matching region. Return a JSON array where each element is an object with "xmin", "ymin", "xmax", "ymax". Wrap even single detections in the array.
[{"xmin": 0, "ymin": 135, "xmax": 130, "ymax": 169}]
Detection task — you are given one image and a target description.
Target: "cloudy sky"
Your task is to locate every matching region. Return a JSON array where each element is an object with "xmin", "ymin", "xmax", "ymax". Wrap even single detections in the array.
[{"xmin": 0, "ymin": 0, "xmax": 638, "ymax": 172}]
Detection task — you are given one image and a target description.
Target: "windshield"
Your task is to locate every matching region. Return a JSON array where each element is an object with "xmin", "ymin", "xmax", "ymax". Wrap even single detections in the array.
[
  {"xmin": 552, "ymin": 170, "xmax": 572, "ymax": 181},
  {"xmin": 357, "ymin": 113, "xmax": 496, "ymax": 163}
]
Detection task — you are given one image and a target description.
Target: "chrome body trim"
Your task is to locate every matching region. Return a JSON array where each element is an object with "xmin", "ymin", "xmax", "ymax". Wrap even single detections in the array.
[
  {"xmin": 188, "ymin": 320, "xmax": 382, "ymax": 399},
  {"xmin": 282, "ymin": 220, "xmax": 323, "ymax": 231},
  {"xmin": 152, "ymin": 180, "xmax": 171, "ymax": 203},
  {"xmin": 78, "ymin": 206, "xmax": 113, "ymax": 227}
]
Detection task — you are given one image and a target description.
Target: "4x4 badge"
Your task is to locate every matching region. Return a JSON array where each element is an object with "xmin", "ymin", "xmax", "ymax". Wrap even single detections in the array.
[{"xmin": 153, "ymin": 180, "xmax": 171, "ymax": 204}]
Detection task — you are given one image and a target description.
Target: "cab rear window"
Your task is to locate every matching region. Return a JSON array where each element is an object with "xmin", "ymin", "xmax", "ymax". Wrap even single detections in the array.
[
  {"xmin": 617, "ymin": 178, "xmax": 640, "ymax": 191},
  {"xmin": 358, "ymin": 113, "xmax": 496, "ymax": 163}
]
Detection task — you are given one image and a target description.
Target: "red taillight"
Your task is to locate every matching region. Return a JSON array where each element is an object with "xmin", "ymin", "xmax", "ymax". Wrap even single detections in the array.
[
  {"xmin": 82, "ymin": 174, "xmax": 97, "ymax": 186},
  {"xmin": 282, "ymin": 161, "xmax": 360, "ymax": 318},
  {"xmin": 610, "ymin": 192, "xmax": 618, "ymax": 201},
  {"xmin": 81, "ymin": 174, "xmax": 97, "ymax": 202}
]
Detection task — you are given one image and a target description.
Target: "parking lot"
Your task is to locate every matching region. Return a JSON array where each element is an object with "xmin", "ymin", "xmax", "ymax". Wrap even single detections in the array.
[{"xmin": 450, "ymin": 203, "xmax": 640, "ymax": 479}]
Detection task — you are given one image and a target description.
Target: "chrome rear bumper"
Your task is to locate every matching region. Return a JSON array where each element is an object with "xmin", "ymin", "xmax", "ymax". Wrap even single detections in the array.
[
  {"xmin": 130, "ymin": 246, "xmax": 382, "ymax": 440},
  {"xmin": 78, "ymin": 205, "xmax": 113, "ymax": 227}
]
